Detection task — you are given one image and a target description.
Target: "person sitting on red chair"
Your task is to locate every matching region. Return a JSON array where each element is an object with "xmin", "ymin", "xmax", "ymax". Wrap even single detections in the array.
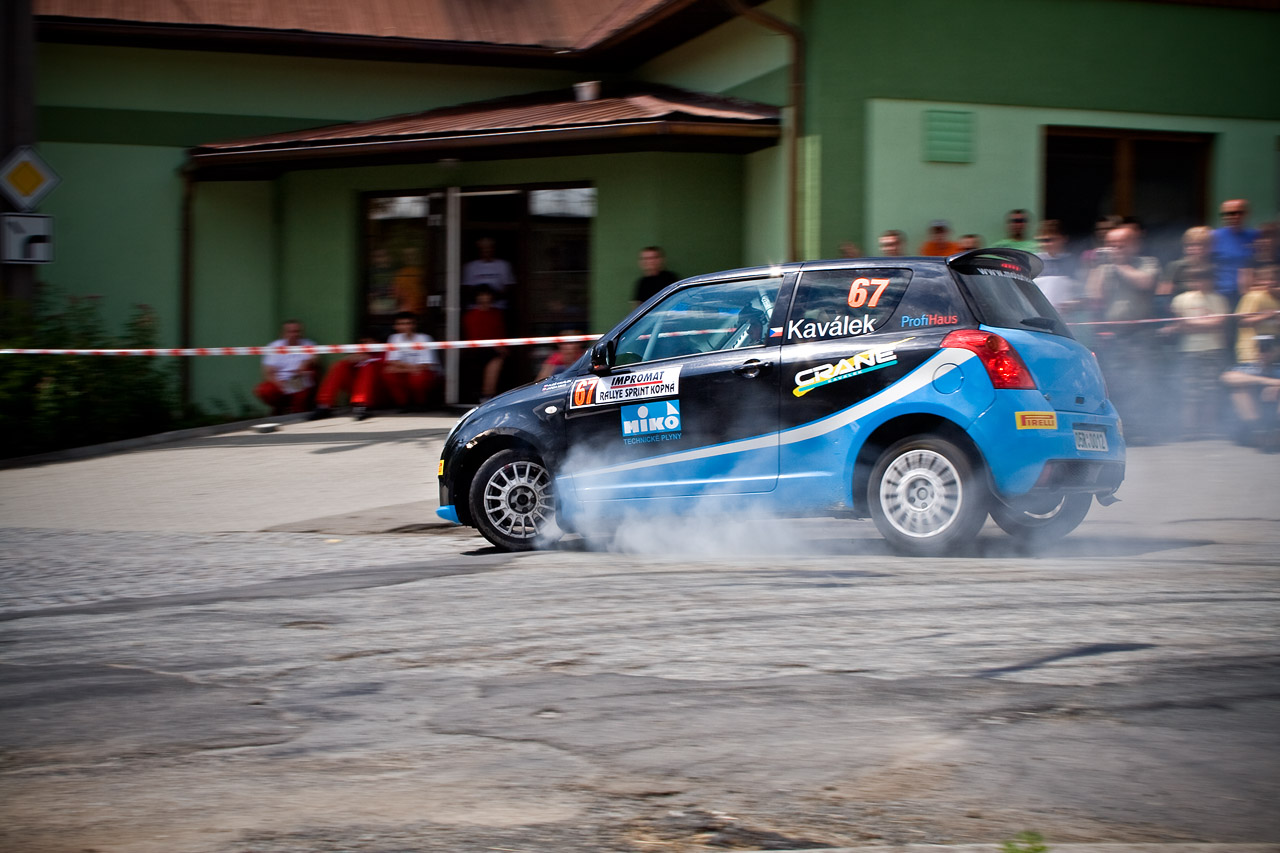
[
  {"xmin": 309, "ymin": 332, "xmax": 385, "ymax": 421},
  {"xmin": 254, "ymin": 320, "xmax": 318, "ymax": 415},
  {"xmin": 382, "ymin": 311, "xmax": 440, "ymax": 411}
]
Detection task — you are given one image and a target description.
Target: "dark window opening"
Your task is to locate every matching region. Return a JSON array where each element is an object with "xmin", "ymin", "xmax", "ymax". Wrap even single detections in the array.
[{"xmin": 1044, "ymin": 127, "xmax": 1212, "ymax": 264}]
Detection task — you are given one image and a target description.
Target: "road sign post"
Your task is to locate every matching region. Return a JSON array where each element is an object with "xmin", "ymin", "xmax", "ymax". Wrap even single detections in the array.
[
  {"xmin": 0, "ymin": 146, "xmax": 60, "ymax": 212},
  {"xmin": 1, "ymin": 213, "xmax": 53, "ymax": 264}
]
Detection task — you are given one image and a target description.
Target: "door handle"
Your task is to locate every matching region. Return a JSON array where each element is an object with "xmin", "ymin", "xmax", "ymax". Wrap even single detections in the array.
[{"xmin": 733, "ymin": 359, "xmax": 771, "ymax": 379}]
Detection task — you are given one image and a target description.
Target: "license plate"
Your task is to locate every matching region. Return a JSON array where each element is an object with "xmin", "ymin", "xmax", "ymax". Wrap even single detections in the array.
[{"xmin": 1073, "ymin": 426, "xmax": 1108, "ymax": 452}]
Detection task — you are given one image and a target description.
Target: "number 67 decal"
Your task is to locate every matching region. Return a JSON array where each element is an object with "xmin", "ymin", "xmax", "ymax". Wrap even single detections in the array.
[{"xmin": 848, "ymin": 277, "xmax": 891, "ymax": 309}]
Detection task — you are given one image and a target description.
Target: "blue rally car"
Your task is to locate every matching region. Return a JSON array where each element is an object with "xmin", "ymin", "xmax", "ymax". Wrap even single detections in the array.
[{"xmin": 436, "ymin": 249, "xmax": 1125, "ymax": 555}]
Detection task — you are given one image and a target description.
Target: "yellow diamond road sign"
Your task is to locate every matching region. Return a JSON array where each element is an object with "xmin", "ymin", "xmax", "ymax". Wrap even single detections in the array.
[{"xmin": 1, "ymin": 147, "xmax": 61, "ymax": 211}]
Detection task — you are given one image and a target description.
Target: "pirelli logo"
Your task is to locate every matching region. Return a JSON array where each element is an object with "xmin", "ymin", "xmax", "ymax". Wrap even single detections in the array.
[{"xmin": 1016, "ymin": 411, "xmax": 1058, "ymax": 430}]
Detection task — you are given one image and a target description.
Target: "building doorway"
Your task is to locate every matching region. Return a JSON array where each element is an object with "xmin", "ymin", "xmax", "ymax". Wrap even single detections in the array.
[
  {"xmin": 1043, "ymin": 127, "xmax": 1212, "ymax": 262},
  {"xmin": 361, "ymin": 184, "xmax": 595, "ymax": 404}
]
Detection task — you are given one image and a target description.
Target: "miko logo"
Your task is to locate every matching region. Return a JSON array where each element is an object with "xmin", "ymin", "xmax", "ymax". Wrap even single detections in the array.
[{"xmin": 621, "ymin": 401, "xmax": 682, "ymax": 444}]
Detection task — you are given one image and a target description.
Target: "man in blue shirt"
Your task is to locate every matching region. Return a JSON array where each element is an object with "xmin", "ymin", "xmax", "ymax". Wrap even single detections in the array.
[{"xmin": 1212, "ymin": 198, "xmax": 1257, "ymax": 298}]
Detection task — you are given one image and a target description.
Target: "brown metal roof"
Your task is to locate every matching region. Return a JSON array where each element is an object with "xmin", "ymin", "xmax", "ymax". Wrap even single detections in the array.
[
  {"xmin": 187, "ymin": 83, "xmax": 780, "ymax": 179},
  {"xmin": 35, "ymin": 0, "xmax": 617, "ymax": 47},
  {"xmin": 35, "ymin": 0, "xmax": 769, "ymax": 67}
]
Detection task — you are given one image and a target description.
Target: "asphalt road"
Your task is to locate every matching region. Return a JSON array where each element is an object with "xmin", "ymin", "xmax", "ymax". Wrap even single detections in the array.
[{"xmin": 1, "ymin": 418, "xmax": 1278, "ymax": 853}]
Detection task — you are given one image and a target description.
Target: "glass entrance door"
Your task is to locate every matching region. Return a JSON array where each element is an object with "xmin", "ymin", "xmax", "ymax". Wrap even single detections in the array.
[{"xmin": 362, "ymin": 185, "xmax": 595, "ymax": 406}]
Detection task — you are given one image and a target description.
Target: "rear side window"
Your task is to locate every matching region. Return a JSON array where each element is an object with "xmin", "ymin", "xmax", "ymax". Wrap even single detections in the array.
[
  {"xmin": 784, "ymin": 268, "xmax": 911, "ymax": 343},
  {"xmin": 884, "ymin": 266, "xmax": 970, "ymax": 333},
  {"xmin": 953, "ymin": 258, "xmax": 1073, "ymax": 338}
]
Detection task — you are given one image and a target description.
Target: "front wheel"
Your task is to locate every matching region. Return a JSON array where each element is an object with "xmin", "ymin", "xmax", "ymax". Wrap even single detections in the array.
[
  {"xmin": 868, "ymin": 436, "xmax": 988, "ymax": 556},
  {"xmin": 991, "ymin": 493, "xmax": 1092, "ymax": 545},
  {"xmin": 469, "ymin": 449, "xmax": 559, "ymax": 552}
]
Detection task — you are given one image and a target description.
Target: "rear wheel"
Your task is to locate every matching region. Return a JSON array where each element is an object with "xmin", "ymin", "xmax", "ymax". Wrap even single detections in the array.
[
  {"xmin": 991, "ymin": 493, "xmax": 1092, "ymax": 545},
  {"xmin": 868, "ymin": 436, "xmax": 988, "ymax": 556},
  {"xmin": 469, "ymin": 449, "xmax": 558, "ymax": 552}
]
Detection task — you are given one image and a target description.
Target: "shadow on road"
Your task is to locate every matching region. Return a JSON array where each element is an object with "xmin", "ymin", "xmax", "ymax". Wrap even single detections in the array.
[
  {"xmin": 176, "ymin": 428, "xmax": 449, "ymax": 450},
  {"xmin": 525, "ymin": 528, "xmax": 1216, "ymax": 560}
]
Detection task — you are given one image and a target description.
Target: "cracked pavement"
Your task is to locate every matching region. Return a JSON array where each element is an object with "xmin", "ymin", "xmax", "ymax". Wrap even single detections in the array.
[{"xmin": 1, "ymin": 419, "xmax": 1278, "ymax": 852}]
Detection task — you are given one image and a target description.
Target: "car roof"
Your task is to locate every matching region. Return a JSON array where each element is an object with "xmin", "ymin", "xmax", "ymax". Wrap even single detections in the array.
[{"xmin": 673, "ymin": 248, "xmax": 1042, "ymax": 287}]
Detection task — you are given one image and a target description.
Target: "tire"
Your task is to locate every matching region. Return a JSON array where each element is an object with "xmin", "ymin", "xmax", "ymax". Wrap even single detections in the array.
[
  {"xmin": 469, "ymin": 449, "xmax": 559, "ymax": 552},
  {"xmin": 991, "ymin": 493, "xmax": 1092, "ymax": 545},
  {"xmin": 868, "ymin": 435, "xmax": 988, "ymax": 556}
]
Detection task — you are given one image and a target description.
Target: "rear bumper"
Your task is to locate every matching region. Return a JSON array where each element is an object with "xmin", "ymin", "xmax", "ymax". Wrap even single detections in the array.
[
  {"xmin": 970, "ymin": 392, "xmax": 1126, "ymax": 498},
  {"xmin": 1027, "ymin": 458, "xmax": 1126, "ymax": 493}
]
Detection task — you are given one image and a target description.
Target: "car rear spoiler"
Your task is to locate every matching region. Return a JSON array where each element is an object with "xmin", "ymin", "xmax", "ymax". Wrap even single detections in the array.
[{"xmin": 947, "ymin": 247, "xmax": 1044, "ymax": 280}]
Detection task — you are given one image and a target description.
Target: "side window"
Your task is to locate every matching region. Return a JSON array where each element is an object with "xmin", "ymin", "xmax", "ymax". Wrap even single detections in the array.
[
  {"xmin": 784, "ymin": 269, "xmax": 911, "ymax": 343},
  {"xmin": 613, "ymin": 276, "xmax": 782, "ymax": 366},
  {"xmin": 886, "ymin": 267, "xmax": 971, "ymax": 333}
]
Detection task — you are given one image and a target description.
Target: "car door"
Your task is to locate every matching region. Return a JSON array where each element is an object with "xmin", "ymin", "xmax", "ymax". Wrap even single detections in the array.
[
  {"xmin": 563, "ymin": 272, "xmax": 790, "ymax": 501},
  {"xmin": 777, "ymin": 265, "xmax": 961, "ymax": 431}
]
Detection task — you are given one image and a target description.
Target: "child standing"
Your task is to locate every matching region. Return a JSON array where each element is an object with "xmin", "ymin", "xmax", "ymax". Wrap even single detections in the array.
[{"xmin": 1169, "ymin": 266, "xmax": 1231, "ymax": 438}]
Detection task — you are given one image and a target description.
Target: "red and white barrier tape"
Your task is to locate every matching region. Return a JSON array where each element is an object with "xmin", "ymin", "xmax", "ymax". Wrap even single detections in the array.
[
  {"xmin": 2, "ymin": 312, "xmax": 1275, "ymax": 356},
  {"xmin": 0, "ymin": 333, "xmax": 601, "ymax": 357},
  {"xmin": 1070, "ymin": 311, "xmax": 1273, "ymax": 327}
]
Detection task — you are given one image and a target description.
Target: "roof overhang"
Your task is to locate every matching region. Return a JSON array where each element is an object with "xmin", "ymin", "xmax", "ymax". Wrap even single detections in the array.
[
  {"xmin": 36, "ymin": 19, "xmax": 574, "ymax": 68},
  {"xmin": 186, "ymin": 84, "xmax": 781, "ymax": 181}
]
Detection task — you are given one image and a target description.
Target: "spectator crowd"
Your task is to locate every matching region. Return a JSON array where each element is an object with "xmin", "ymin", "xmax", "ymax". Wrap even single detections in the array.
[{"xmin": 864, "ymin": 201, "xmax": 1280, "ymax": 450}]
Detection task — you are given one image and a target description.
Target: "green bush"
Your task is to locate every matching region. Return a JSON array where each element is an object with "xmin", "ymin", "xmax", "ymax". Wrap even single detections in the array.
[
  {"xmin": 1001, "ymin": 830, "xmax": 1050, "ymax": 853},
  {"xmin": 0, "ymin": 290, "xmax": 181, "ymax": 458}
]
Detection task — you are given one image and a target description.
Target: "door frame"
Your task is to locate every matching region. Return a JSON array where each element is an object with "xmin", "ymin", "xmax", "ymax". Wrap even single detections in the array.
[
  {"xmin": 360, "ymin": 183, "xmax": 595, "ymax": 405},
  {"xmin": 1041, "ymin": 125, "xmax": 1213, "ymax": 257}
]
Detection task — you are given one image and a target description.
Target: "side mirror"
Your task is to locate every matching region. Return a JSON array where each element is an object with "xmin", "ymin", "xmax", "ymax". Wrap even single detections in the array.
[{"xmin": 589, "ymin": 341, "xmax": 613, "ymax": 375}]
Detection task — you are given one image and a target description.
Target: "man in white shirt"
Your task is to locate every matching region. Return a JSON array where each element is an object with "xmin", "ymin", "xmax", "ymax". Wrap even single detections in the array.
[
  {"xmin": 254, "ymin": 319, "xmax": 318, "ymax": 414},
  {"xmin": 383, "ymin": 311, "xmax": 441, "ymax": 411},
  {"xmin": 1034, "ymin": 221, "xmax": 1082, "ymax": 318},
  {"xmin": 461, "ymin": 236, "xmax": 515, "ymax": 309},
  {"xmin": 1085, "ymin": 223, "xmax": 1162, "ymax": 442}
]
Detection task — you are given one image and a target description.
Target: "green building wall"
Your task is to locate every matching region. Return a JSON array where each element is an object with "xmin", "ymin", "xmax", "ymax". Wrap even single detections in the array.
[
  {"xmin": 639, "ymin": 0, "xmax": 794, "ymax": 266},
  {"xmin": 865, "ymin": 100, "xmax": 1280, "ymax": 252},
  {"xmin": 33, "ymin": 41, "xmax": 582, "ymax": 339},
  {"xmin": 632, "ymin": 0, "xmax": 1280, "ymax": 260},
  {"xmin": 189, "ymin": 181, "xmax": 280, "ymax": 412},
  {"xmin": 38, "ymin": 142, "xmax": 187, "ymax": 335},
  {"xmin": 804, "ymin": 0, "xmax": 1280, "ymax": 253}
]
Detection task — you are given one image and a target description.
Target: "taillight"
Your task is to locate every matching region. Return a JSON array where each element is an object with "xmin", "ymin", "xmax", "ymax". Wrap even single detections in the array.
[
  {"xmin": 941, "ymin": 330, "xmax": 1037, "ymax": 390},
  {"xmin": 1091, "ymin": 349, "xmax": 1110, "ymax": 398}
]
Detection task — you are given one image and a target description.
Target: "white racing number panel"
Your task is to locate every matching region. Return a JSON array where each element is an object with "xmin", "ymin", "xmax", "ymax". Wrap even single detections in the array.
[{"xmin": 569, "ymin": 365, "xmax": 682, "ymax": 409}]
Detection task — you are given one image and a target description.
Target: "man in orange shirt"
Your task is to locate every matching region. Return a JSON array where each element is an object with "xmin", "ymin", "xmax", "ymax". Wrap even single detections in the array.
[{"xmin": 919, "ymin": 220, "xmax": 959, "ymax": 256}]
